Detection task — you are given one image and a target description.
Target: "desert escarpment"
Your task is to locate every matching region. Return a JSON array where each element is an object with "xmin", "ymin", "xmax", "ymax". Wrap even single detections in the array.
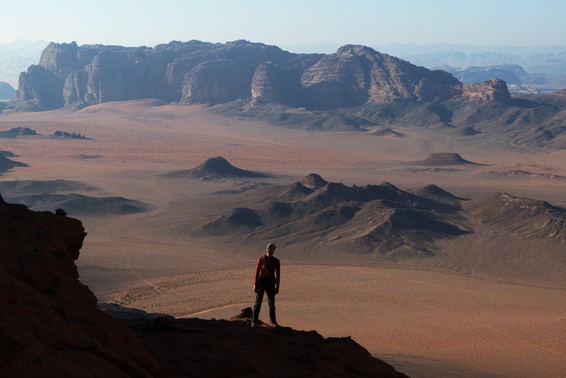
[{"xmin": 15, "ymin": 40, "xmax": 507, "ymax": 111}]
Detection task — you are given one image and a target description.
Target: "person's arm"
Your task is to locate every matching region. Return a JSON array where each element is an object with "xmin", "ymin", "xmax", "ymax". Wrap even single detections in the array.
[
  {"xmin": 275, "ymin": 259, "xmax": 280, "ymax": 294},
  {"xmin": 253, "ymin": 258, "xmax": 261, "ymax": 292}
]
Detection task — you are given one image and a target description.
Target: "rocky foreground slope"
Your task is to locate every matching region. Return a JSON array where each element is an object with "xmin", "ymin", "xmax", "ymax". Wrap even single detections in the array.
[{"xmin": 0, "ymin": 195, "xmax": 408, "ymax": 377}]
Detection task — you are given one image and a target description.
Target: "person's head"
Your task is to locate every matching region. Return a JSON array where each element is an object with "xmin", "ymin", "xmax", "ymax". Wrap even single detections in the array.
[{"xmin": 266, "ymin": 243, "xmax": 276, "ymax": 256}]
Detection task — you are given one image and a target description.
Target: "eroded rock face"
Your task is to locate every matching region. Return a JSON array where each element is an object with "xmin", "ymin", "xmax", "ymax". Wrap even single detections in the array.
[
  {"xmin": 461, "ymin": 78, "xmax": 512, "ymax": 102},
  {"xmin": 15, "ymin": 40, "xmax": 512, "ymax": 111},
  {"xmin": 0, "ymin": 200, "xmax": 165, "ymax": 377}
]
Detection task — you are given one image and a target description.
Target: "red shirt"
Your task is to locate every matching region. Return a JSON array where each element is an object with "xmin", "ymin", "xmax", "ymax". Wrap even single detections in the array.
[{"xmin": 254, "ymin": 255, "xmax": 280, "ymax": 287}]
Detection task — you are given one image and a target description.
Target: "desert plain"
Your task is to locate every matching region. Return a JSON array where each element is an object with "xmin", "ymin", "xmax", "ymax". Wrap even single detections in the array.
[{"xmin": 0, "ymin": 99, "xmax": 564, "ymax": 378}]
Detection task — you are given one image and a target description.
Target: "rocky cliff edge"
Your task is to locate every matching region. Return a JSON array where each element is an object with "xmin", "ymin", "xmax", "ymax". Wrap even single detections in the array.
[{"xmin": 0, "ymin": 196, "xmax": 408, "ymax": 377}]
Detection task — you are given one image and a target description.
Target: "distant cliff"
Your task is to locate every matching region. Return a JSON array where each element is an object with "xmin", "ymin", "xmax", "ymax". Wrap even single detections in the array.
[{"xmin": 14, "ymin": 40, "xmax": 510, "ymax": 111}]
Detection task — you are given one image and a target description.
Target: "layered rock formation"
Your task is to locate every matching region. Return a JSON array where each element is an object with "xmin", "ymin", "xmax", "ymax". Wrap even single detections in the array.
[{"xmin": 14, "ymin": 40, "xmax": 510, "ymax": 111}]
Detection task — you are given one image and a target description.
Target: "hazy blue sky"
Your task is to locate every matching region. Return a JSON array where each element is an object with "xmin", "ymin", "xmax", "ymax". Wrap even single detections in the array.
[{"xmin": 2, "ymin": 0, "xmax": 565, "ymax": 48}]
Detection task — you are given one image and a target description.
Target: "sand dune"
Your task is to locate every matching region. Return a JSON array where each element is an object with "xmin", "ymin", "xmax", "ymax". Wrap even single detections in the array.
[{"xmin": 0, "ymin": 103, "xmax": 565, "ymax": 377}]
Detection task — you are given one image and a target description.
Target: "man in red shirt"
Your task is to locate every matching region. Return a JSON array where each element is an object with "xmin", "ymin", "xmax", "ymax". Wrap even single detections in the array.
[{"xmin": 252, "ymin": 243, "xmax": 280, "ymax": 327}]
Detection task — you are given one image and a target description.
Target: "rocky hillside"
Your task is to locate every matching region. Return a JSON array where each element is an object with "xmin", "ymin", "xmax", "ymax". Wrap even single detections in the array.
[
  {"xmin": 196, "ymin": 171, "xmax": 566, "ymax": 265},
  {"xmin": 0, "ymin": 196, "xmax": 408, "ymax": 377},
  {"xmin": 199, "ymin": 173, "xmax": 470, "ymax": 259}
]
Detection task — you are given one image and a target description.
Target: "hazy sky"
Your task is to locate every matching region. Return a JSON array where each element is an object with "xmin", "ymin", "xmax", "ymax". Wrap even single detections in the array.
[{"xmin": 2, "ymin": 0, "xmax": 565, "ymax": 48}]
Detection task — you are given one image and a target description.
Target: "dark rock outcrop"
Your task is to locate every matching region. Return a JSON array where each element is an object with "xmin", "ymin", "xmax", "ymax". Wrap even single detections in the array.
[
  {"xmin": 15, "ymin": 40, "xmax": 511, "ymax": 111},
  {"xmin": 125, "ymin": 314, "xmax": 409, "ymax": 378},
  {"xmin": 412, "ymin": 152, "xmax": 481, "ymax": 166},
  {"xmin": 0, "ymin": 200, "xmax": 166, "ymax": 377},
  {"xmin": 0, "ymin": 127, "xmax": 38, "ymax": 138},
  {"xmin": 0, "ymin": 154, "xmax": 28, "ymax": 174},
  {"xmin": 163, "ymin": 156, "xmax": 270, "ymax": 180}
]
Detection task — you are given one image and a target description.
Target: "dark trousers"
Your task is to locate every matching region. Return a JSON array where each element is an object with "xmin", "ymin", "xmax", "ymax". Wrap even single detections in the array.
[{"xmin": 253, "ymin": 284, "xmax": 276, "ymax": 324}]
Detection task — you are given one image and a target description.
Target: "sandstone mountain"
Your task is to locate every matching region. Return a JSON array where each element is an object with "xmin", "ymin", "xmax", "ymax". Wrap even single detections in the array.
[
  {"xmin": 15, "ymin": 41, "xmax": 508, "ymax": 111},
  {"xmin": 12, "ymin": 40, "xmax": 566, "ymax": 148},
  {"xmin": 0, "ymin": 197, "xmax": 408, "ymax": 377}
]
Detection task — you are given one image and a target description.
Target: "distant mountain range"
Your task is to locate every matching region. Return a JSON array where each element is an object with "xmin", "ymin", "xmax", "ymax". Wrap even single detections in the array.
[
  {"xmin": 284, "ymin": 43, "xmax": 566, "ymax": 90},
  {"xmin": 1, "ymin": 40, "xmax": 565, "ymax": 90},
  {"xmin": 0, "ymin": 40, "xmax": 47, "ymax": 87}
]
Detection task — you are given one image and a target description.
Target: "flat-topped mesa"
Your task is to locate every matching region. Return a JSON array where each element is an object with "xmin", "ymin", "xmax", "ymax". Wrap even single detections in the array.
[
  {"xmin": 15, "ymin": 40, "xmax": 513, "ymax": 111},
  {"xmin": 461, "ymin": 78, "xmax": 511, "ymax": 102}
]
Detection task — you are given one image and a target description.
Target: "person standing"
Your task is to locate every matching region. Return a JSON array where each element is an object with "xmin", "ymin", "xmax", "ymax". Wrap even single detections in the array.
[{"xmin": 252, "ymin": 243, "xmax": 280, "ymax": 327}]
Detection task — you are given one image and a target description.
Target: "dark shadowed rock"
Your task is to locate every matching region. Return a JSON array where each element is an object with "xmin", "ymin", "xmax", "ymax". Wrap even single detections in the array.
[
  {"xmin": 163, "ymin": 156, "xmax": 270, "ymax": 180},
  {"xmin": 0, "ymin": 127, "xmax": 37, "ymax": 138},
  {"xmin": 5, "ymin": 193, "xmax": 152, "ymax": 216},
  {"xmin": 0, "ymin": 154, "xmax": 28, "ymax": 174},
  {"xmin": 407, "ymin": 184, "xmax": 466, "ymax": 206},
  {"xmin": 124, "ymin": 314, "xmax": 409, "ymax": 378},
  {"xmin": 201, "ymin": 207, "xmax": 262, "ymax": 235},
  {"xmin": 0, "ymin": 179, "xmax": 94, "ymax": 194},
  {"xmin": 0, "ymin": 200, "xmax": 166, "ymax": 377},
  {"xmin": 412, "ymin": 152, "xmax": 480, "ymax": 166}
]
